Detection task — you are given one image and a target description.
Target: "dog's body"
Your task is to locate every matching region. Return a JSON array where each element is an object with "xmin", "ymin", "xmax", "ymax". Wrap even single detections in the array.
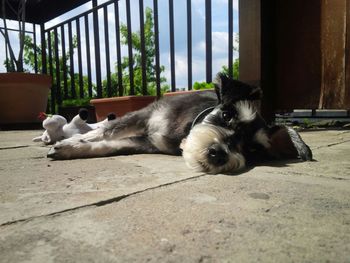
[
  {"xmin": 47, "ymin": 91, "xmax": 218, "ymax": 159},
  {"xmin": 48, "ymin": 74, "xmax": 312, "ymax": 174}
]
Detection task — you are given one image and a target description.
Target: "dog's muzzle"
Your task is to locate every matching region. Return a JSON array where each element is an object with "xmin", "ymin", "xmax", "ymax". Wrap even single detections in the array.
[
  {"xmin": 207, "ymin": 144, "xmax": 229, "ymax": 166},
  {"xmin": 181, "ymin": 124, "xmax": 245, "ymax": 174}
]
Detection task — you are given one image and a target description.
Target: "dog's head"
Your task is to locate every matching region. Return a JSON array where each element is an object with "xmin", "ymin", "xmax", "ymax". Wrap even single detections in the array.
[
  {"xmin": 181, "ymin": 73, "xmax": 312, "ymax": 174},
  {"xmin": 181, "ymin": 123, "xmax": 246, "ymax": 174},
  {"xmin": 181, "ymin": 99, "xmax": 265, "ymax": 174},
  {"xmin": 181, "ymin": 74, "xmax": 263, "ymax": 174}
]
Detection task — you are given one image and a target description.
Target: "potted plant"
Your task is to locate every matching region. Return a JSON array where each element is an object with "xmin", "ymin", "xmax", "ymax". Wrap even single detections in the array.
[
  {"xmin": 91, "ymin": 95, "xmax": 156, "ymax": 122},
  {"xmin": 0, "ymin": 0, "xmax": 51, "ymax": 125}
]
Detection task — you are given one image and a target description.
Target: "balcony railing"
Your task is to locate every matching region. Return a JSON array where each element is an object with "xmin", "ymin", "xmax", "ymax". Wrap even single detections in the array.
[{"xmin": 2, "ymin": 0, "xmax": 237, "ymax": 114}]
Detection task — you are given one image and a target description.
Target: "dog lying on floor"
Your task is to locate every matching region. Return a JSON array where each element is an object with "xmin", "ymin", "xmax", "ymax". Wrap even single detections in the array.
[{"xmin": 47, "ymin": 73, "xmax": 312, "ymax": 174}]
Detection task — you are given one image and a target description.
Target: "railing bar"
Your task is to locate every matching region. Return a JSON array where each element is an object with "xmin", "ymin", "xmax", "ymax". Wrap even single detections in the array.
[
  {"xmin": 33, "ymin": 24, "xmax": 38, "ymax": 73},
  {"xmin": 228, "ymin": 0, "xmax": 233, "ymax": 78},
  {"xmin": 47, "ymin": 31, "xmax": 55, "ymax": 113},
  {"xmin": 139, "ymin": 0, "xmax": 147, "ymax": 95},
  {"xmin": 92, "ymin": 0, "xmax": 102, "ymax": 98},
  {"xmin": 153, "ymin": 0, "xmax": 161, "ymax": 98},
  {"xmin": 84, "ymin": 14, "xmax": 93, "ymax": 97},
  {"xmin": 44, "ymin": 0, "xmax": 116, "ymax": 33},
  {"xmin": 5, "ymin": 40, "xmax": 9, "ymax": 71},
  {"xmin": 169, "ymin": 0, "xmax": 176, "ymax": 92},
  {"xmin": 54, "ymin": 28, "xmax": 62, "ymax": 105},
  {"xmin": 60, "ymin": 25, "xmax": 68, "ymax": 99},
  {"xmin": 104, "ymin": 6, "xmax": 112, "ymax": 97},
  {"xmin": 42, "ymin": 25, "xmax": 48, "ymax": 115},
  {"xmin": 126, "ymin": 0, "xmax": 134, "ymax": 95},
  {"xmin": 68, "ymin": 21, "xmax": 76, "ymax": 99},
  {"xmin": 40, "ymin": 24, "xmax": 47, "ymax": 75},
  {"xmin": 48, "ymin": 32, "xmax": 53, "ymax": 78},
  {"xmin": 114, "ymin": 1, "xmax": 123, "ymax": 96},
  {"xmin": 205, "ymin": 0, "xmax": 212, "ymax": 83},
  {"xmin": 187, "ymin": 0, "xmax": 192, "ymax": 90},
  {"xmin": 76, "ymin": 18, "xmax": 84, "ymax": 98},
  {"xmin": 0, "ymin": 27, "xmax": 34, "ymax": 34}
]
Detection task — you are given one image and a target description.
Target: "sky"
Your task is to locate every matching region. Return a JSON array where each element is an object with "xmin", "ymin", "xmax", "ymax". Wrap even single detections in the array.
[{"xmin": 0, "ymin": 0, "xmax": 239, "ymax": 90}]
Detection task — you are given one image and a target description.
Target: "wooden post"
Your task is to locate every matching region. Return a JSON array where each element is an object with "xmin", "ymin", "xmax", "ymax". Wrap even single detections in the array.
[
  {"xmin": 238, "ymin": 0, "xmax": 261, "ymax": 86},
  {"xmin": 319, "ymin": 0, "xmax": 347, "ymax": 109},
  {"xmin": 345, "ymin": 0, "xmax": 350, "ymax": 108},
  {"xmin": 239, "ymin": 0, "xmax": 276, "ymax": 122}
]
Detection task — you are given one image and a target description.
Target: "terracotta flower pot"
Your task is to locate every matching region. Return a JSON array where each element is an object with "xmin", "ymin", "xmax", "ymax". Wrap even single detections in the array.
[
  {"xmin": 0, "ymin": 73, "xmax": 51, "ymax": 124},
  {"xmin": 90, "ymin": 96, "xmax": 156, "ymax": 121}
]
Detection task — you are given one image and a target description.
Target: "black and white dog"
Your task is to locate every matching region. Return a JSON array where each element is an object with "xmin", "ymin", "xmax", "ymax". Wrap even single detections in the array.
[{"xmin": 47, "ymin": 73, "xmax": 312, "ymax": 174}]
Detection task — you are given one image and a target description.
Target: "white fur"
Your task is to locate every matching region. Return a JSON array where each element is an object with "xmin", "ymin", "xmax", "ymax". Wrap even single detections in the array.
[
  {"xmin": 147, "ymin": 106, "xmax": 171, "ymax": 153},
  {"xmin": 47, "ymin": 137, "xmax": 135, "ymax": 159},
  {"xmin": 236, "ymin": 100, "xmax": 257, "ymax": 122},
  {"xmin": 181, "ymin": 124, "xmax": 246, "ymax": 174},
  {"xmin": 88, "ymin": 118, "xmax": 109, "ymax": 129}
]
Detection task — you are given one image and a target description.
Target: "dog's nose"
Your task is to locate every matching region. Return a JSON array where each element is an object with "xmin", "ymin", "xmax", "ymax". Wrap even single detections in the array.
[{"xmin": 207, "ymin": 144, "xmax": 228, "ymax": 166}]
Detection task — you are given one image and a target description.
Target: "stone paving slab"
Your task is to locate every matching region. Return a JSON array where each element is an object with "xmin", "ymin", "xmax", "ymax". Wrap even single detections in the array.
[
  {"xmin": 0, "ymin": 129, "xmax": 349, "ymax": 262},
  {"xmin": 0, "ymin": 130, "xmax": 203, "ymax": 225}
]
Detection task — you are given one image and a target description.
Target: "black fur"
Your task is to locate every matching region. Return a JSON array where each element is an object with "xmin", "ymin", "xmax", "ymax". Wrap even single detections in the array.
[{"xmin": 48, "ymin": 73, "xmax": 312, "ymax": 174}]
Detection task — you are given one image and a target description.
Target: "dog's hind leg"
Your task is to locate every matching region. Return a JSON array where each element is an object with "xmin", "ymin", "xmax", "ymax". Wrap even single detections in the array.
[
  {"xmin": 103, "ymin": 109, "xmax": 151, "ymax": 140},
  {"xmin": 57, "ymin": 108, "xmax": 151, "ymax": 144},
  {"xmin": 266, "ymin": 126, "xmax": 313, "ymax": 161},
  {"xmin": 47, "ymin": 136, "xmax": 160, "ymax": 160}
]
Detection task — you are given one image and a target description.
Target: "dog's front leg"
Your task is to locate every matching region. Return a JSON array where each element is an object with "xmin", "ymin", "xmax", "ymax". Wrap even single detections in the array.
[{"xmin": 47, "ymin": 136, "xmax": 160, "ymax": 160}]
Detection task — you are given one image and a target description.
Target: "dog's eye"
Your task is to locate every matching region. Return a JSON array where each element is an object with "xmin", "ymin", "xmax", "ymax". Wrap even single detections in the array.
[{"xmin": 222, "ymin": 111, "xmax": 233, "ymax": 122}]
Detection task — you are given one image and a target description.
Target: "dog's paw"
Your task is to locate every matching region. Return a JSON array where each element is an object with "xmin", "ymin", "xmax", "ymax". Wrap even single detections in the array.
[
  {"xmin": 286, "ymin": 127, "xmax": 313, "ymax": 161},
  {"xmin": 47, "ymin": 139, "xmax": 91, "ymax": 160}
]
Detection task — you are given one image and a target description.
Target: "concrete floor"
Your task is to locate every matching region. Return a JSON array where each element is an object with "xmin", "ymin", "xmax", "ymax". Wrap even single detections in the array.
[{"xmin": 0, "ymin": 129, "xmax": 349, "ymax": 262}]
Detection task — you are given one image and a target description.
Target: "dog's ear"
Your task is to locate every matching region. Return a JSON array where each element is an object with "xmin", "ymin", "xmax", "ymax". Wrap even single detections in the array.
[
  {"xmin": 247, "ymin": 86, "xmax": 263, "ymax": 101},
  {"xmin": 213, "ymin": 73, "xmax": 263, "ymax": 104},
  {"xmin": 267, "ymin": 126, "xmax": 313, "ymax": 161},
  {"xmin": 213, "ymin": 73, "xmax": 230, "ymax": 103}
]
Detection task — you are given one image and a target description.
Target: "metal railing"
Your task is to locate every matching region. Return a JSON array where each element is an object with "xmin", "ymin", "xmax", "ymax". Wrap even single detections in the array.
[{"xmin": 2, "ymin": 0, "xmax": 237, "ymax": 113}]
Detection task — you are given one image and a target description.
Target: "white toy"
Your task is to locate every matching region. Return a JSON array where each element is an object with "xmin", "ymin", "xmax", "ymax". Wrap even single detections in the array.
[{"xmin": 33, "ymin": 109, "xmax": 116, "ymax": 144}]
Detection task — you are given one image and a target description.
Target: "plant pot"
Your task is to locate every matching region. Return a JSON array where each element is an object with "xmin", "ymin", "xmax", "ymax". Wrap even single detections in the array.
[
  {"xmin": 0, "ymin": 73, "xmax": 51, "ymax": 125},
  {"xmin": 164, "ymin": 89, "xmax": 215, "ymax": 97},
  {"xmin": 90, "ymin": 96, "xmax": 156, "ymax": 121},
  {"xmin": 58, "ymin": 105, "xmax": 96, "ymax": 123}
]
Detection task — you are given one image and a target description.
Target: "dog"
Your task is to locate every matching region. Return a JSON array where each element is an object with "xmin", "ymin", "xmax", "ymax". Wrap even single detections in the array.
[
  {"xmin": 47, "ymin": 73, "xmax": 312, "ymax": 174},
  {"xmin": 181, "ymin": 75, "xmax": 312, "ymax": 173}
]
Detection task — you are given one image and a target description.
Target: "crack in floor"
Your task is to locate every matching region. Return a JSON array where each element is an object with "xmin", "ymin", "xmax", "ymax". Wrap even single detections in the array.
[
  {"xmin": 277, "ymin": 170, "xmax": 350, "ymax": 181},
  {"xmin": 312, "ymin": 139, "xmax": 350, "ymax": 150},
  {"xmin": 0, "ymin": 145, "xmax": 29, "ymax": 150},
  {"xmin": 0, "ymin": 173, "xmax": 208, "ymax": 228}
]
